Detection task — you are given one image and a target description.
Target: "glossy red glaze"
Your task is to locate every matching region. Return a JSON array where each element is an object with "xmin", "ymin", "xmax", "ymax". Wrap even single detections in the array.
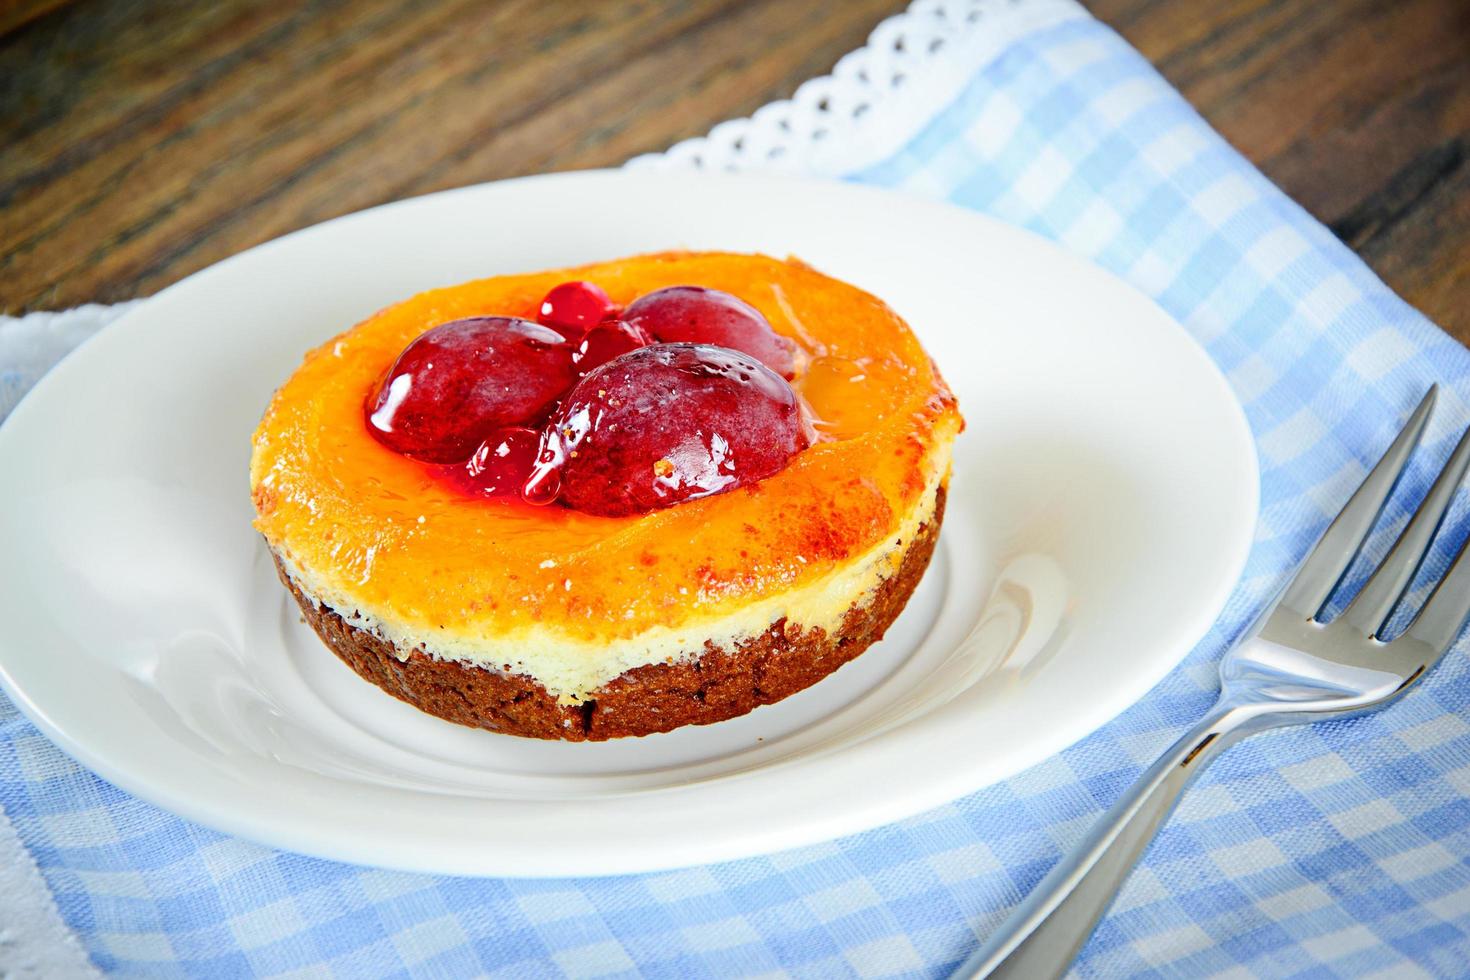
[{"xmin": 439, "ymin": 426, "xmax": 542, "ymax": 498}]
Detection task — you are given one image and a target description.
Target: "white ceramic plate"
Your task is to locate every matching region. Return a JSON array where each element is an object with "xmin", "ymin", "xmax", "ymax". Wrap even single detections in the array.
[{"xmin": 0, "ymin": 171, "xmax": 1257, "ymax": 877}]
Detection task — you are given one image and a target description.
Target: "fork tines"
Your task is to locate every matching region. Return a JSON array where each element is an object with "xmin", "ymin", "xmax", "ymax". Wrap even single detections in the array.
[{"xmin": 1280, "ymin": 385, "xmax": 1470, "ymax": 648}]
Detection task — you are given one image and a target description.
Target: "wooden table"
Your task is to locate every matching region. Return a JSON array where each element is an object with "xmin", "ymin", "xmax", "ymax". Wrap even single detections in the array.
[{"xmin": 2, "ymin": 0, "xmax": 1466, "ymax": 339}]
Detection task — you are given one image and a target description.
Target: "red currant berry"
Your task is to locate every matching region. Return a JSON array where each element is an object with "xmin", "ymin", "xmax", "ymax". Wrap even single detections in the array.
[
  {"xmin": 537, "ymin": 281, "xmax": 618, "ymax": 339},
  {"xmin": 571, "ymin": 320, "xmax": 653, "ymax": 379}
]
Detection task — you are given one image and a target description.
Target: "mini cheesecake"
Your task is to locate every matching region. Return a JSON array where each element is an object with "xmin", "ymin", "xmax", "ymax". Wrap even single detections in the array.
[{"xmin": 251, "ymin": 251, "xmax": 961, "ymax": 739}]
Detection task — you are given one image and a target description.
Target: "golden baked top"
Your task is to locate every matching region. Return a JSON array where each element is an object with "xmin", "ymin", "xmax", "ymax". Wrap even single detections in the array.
[{"xmin": 251, "ymin": 251, "xmax": 961, "ymax": 650}]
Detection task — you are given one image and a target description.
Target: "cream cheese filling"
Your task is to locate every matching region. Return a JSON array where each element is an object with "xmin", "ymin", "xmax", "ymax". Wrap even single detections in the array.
[{"xmin": 276, "ymin": 455, "xmax": 949, "ymax": 702}]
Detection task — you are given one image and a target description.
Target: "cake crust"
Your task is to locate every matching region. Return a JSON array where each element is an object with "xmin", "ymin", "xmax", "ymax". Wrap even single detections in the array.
[{"xmin": 278, "ymin": 488, "xmax": 945, "ymax": 740}]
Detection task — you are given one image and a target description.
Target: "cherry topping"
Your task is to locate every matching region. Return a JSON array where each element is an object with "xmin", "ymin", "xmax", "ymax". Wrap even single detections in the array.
[
  {"xmin": 443, "ymin": 426, "xmax": 541, "ymax": 498},
  {"xmin": 537, "ymin": 281, "xmax": 618, "ymax": 339},
  {"xmin": 365, "ymin": 316, "xmax": 573, "ymax": 463},
  {"xmin": 571, "ymin": 320, "xmax": 653, "ymax": 378},
  {"xmin": 524, "ymin": 343, "xmax": 811, "ymax": 517},
  {"xmin": 623, "ymin": 286, "xmax": 797, "ymax": 378}
]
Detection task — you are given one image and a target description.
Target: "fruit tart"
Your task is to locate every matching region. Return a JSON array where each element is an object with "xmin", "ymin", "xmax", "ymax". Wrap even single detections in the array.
[{"xmin": 250, "ymin": 251, "xmax": 961, "ymax": 740}]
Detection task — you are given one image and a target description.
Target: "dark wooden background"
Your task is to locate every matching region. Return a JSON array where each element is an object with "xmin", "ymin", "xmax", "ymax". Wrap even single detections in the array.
[{"xmin": 3, "ymin": 0, "xmax": 1466, "ymax": 339}]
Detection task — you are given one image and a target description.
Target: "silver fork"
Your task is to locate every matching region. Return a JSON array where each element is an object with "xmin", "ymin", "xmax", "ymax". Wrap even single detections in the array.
[{"xmin": 953, "ymin": 386, "xmax": 1470, "ymax": 979}]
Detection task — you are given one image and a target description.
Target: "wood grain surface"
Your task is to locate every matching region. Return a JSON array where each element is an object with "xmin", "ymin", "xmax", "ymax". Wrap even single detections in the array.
[{"xmin": 2, "ymin": 0, "xmax": 1466, "ymax": 340}]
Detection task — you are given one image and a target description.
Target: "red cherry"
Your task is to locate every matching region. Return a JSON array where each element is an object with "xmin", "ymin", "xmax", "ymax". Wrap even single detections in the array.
[
  {"xmin": 571, "ymin": 320, "xmax": 652, "ymax": 378},
  {"xmin": 442, "ymin": 427, "xmax": 540, "ymax": 498},
  {"xmin": 524, "ymin": 343, "xmax": 811, "ymax": 517},
  {"xmin": 623, "ymin": 286, "xmax": 797, "ymax": 378},
  {"xmin": 537, "ymin": 281, "xmax": 618, "ymax": 339},
  {"xmin": 365, "ymin": 317, "xmax": 573, "ymax": 463}
]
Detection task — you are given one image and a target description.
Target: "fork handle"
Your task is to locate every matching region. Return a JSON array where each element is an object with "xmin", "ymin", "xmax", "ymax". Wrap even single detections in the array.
[{"xmin": 951, "ymin": 702, "xmax": 1259, "ymax": 979}]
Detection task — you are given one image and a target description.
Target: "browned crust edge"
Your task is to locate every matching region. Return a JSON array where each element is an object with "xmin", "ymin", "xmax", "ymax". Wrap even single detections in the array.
[{"xmin": 275, "ymin": 486, "xmax": 946, "ymax": 740}]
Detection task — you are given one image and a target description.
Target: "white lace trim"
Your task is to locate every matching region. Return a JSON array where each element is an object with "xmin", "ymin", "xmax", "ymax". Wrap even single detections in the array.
[{"xmin": 627, "ymin": 0, "xmax": 1086, "ymax": 177}]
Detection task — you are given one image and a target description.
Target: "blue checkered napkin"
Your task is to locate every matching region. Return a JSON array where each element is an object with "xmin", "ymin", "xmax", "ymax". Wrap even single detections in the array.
[{"xmin": 6, "ymin": 8, "xmax": 1470, "ymax": 980}]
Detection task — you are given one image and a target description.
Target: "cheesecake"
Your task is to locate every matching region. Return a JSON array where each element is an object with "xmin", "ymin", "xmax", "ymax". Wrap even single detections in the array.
[{"xmin": 250, "ymin": 251, "xmax": 961, "ymax": 739}]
